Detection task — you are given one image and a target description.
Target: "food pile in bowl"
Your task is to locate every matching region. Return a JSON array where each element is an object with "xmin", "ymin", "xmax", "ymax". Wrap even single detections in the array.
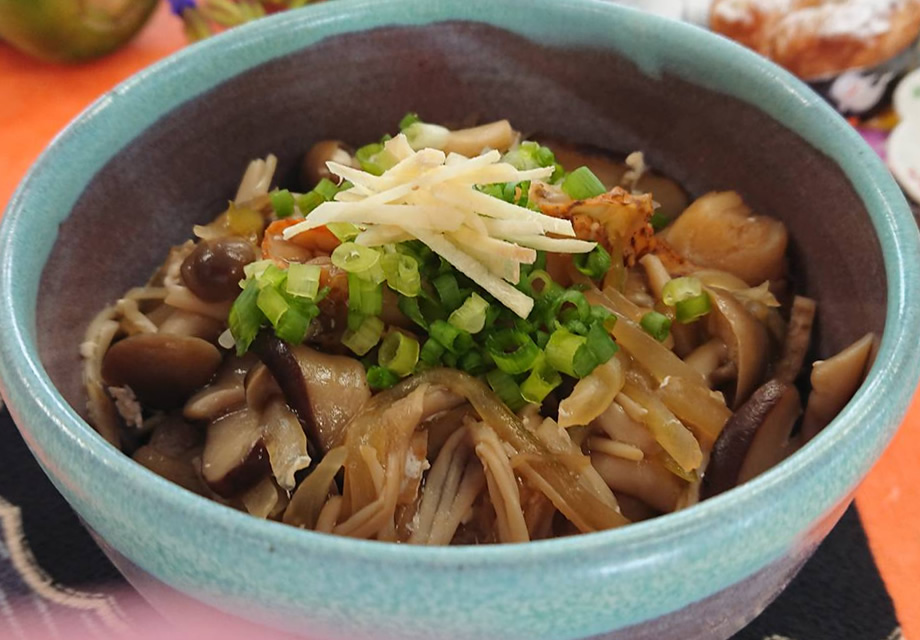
[{"xmin": 82, "ymin": 115, "xmax": 876, "ymax": 544}]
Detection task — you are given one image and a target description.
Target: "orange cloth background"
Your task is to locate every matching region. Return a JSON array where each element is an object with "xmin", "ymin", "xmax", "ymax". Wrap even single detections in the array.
[{"xmin": 1, "ymin": 3, "xmax": 919, "ymax": 635}]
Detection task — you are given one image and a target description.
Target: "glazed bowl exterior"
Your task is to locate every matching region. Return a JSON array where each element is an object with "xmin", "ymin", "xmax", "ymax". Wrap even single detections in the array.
[{"xmin": 1, "ymin": 1, "xmax": 918, "ymax": 639}]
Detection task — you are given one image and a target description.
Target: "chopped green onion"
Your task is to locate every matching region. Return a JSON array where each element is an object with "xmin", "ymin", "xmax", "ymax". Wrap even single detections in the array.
[
  {"xmin": 332, "ymin": 242, "xmax": 380, "ymax": 274},
  {"xmin": 269, "ymin": 189, "xmax": 295, "ymax": 218},
  {"xmin": 399, "ymin": 112, "xmax": 421, "ymax": 130},
  {"xmin": 485, "ymin": 329, "xmax": 540, "ymax": 375},
  {"xmin": 545, "ymin": 328, "xmax": 597, "ymax": 378},
  {"xmin": 520, "ymin": 269, "xmax": 561, "ymax": 302},
  {"xmin": 381, "ymin": 252, "xmax": 421, "ymax": 297},
  {"xmin": 257, "ymin": 264, "xmax": 287, "ymax": 290},
  {"xmin": 314, "ymin": 178, "xmax": 339, "ymax": 201},
  {"xmin": 286, "ymin": 263, "xmax": 322, "ymax": 299},
  {"xmin": 228, "ymin": 279, "xmax": 262, "ymax": 355},
  {"xmin": 274, "ymin": 305, "xmax": 311, "ymax": 345},
  {"xmin": 448, "ymin": 293, "xmax": 489, "ymax": 334},
  {"xmin": 398, "ymin": 296, "xmax": 428, "ymax": 330},
  {"xmin": 341, "ymin": 315, "xmax": 384, "ymax": 356},
  {"xmin": 520, "ymin": 354, "xmax": 562, "ymax": 404},
  {"xmin": 242, "ymin": 259, "xmax": 275, "ymax": 282},
  {"xmin": 347, "ymin": 272, "xmax": 383, "ymax": 317},
  {"xmin": 573, "ymin": 244, "xmax": 611, "ymax": 280},
  {"xmin": 459, "ymin": 350, "xmax": 489, "ymax": 376},
  {"xmin": 429, "ymin": 320, "xmax": 473, "ymax": 354},
  {"xmin": 661, "ymin": 276, "xmax": 703, "ymax": 306},
  {"xmin": 486, "ymin": 369, "xmax": 527, "ymax": 412},
  {"xmin": 562, "ymin": 166, "xmax": 606, "ymax": 200},
  {"xmin": 535, "ymin": 330, "xmax": 550, "ymax": 350},
  {"xmin": 442, "ymin": 352, "xmax": 458, "ymax": 368},
  {"xmin": 327, "ymin": 222, "xmax": 360, "ymax": 242},
  {"xmin": 419, "ymin": 337, "xmax": 445, "ymax": 366},
  {"xmin": 585, "ymin": 321, "xmax": 619, "ymax": 362},
  {"xmin": 650, "ymin": 211, "xmax": 670, "ymax": 232},
  {"xmin": 675, "ymin": 293, "xmax": 712, "ymax": 324},
  {"xmin": 640, "ymin": 311, "xmax": 671, "ymax": 341},
  {"xmin": 347, "ymin": 310, "xmax": 365, "ymax": 332},
  {"xmin": 355, "ymin": 143, "xmax": 396, "ymax": 176},
  {"xmin": 256, "ymin": 285, "xmax": 289, "ymax": 326},
  {"xmin": 502, "ymin": 141, "xmax": 556, "ymax": 172},
  {"xmin": 562, "ymin": 319, "xmax": 589, "ymax": 336},
  {"xmin": 296, "ymin": 191, "xmax": 325, "ymax": 215},
  {"xmin": 433, "ymin": 273, "xmax": 465, "ymax": 311},
  {"xmin": 552, "ymin": 289, "xmax": 591, "ymax": 327},
  {"xmin": 378, "ymin": 332, "xmax": 420, "ymax": 377},
  {"xmin": 367, "ymin": 366, "xmax": 400, "ymax": 390}
]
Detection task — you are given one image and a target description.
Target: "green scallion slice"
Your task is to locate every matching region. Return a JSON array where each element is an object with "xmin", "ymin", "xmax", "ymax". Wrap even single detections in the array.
[
  {"xmin": 640, "ymin": 311, "xmax": 672, "ymax": 341},
  {"xmin": 347, "ymin": 272, "xmax": 383, "ymax": 317},
  {"xmin": 520, "ymin": 354, "xmax": 562, "ymax": 404},
  {"xmin": 561, "ymin": 166, "xmax": 606, "ymax": 200},
  {"xmin": 269, "ymin": 189, "xmax": 295, "ymax": 218},
  {"xmin": 332, "ymin": 242, "xmax": 380, "ymax": 274},
  {"xmin": 457, "ymin": 350, "xmax": 488, "ymax": 376},
  {"xmin": 545, "ymin": 328, "xmax": 596, "ymax": 378},
  {"xmin": 399, "ymin": 112, "xmax": 421, "ymax": 130},
  {"xmin": 274, "ymin": 306, "xmax": 311, "ymax": 345},
  {"xmin": 419, "ymin": 337, "xmax": 446, "ymax": 366},
  {"xmin": 381, "ymin": 252, "xmax": 421, "ymax": 297},
  {"xmin": 326, "ymin": 222, "xmax": 360, "ymax": 242},
  {"xmin": 299, "ymin": 191, "xmax": 326, "ymax": 215},
  {"xmin": 661, "ymin": 276, "xmax": 703, "ymax": 306},
  {"xmin": 429, "ymin": 320, "xmax": 473, "ymax": 355},
  {"xmin": 286, "ymin": 263, "xmax": 322, "ymax": 299},
  {"xmin": 573, "ymin": 244, "xmax": 612, "ymax": 280},
  {"xmin": 485, "ymin": 329, "xmax": 540, "ymax": 375},
  {"xmin": 585, "ymin": 321, "xmax": 619, "ymax": 361},
  {"xmin": 228, "ymin": 279, "xmax": 262, "ymax": 355},
  {"xmin": 314, "ymin": 178, "xmax": 339, "ymax": 201},
  {"xmin": 448, "ymin": 292, "xmax": 489, "ymax": 334},
  {"xmin": 341, "ymin": 315, "xmax": 384, "ymax": 356},
  {"xmin": 256, "ymin": 285, "xmax": 289, "ymax": 326},
  {"xmin": 650, "ymin": 211, "xmax": 670, "ymax": 232},
  {"xmin": 367, "ymin": 366, "xmax": 400, "ymax": 390},
  {"xmin": 675, "ymin": 292, "xmax": 712, "ymax": 324},
  {"xmin": 433, "ymin": 273, "xmax": 465, "ymax": 311},
  {"xmin": 378, "ymin": 332, "xmax": 420, "ymax": 377}
]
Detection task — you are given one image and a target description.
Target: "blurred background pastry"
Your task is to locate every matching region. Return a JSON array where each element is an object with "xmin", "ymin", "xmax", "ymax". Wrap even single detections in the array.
[{"xmin": 710, "ymin": 0, "xmax": 920, "ymax": 116}]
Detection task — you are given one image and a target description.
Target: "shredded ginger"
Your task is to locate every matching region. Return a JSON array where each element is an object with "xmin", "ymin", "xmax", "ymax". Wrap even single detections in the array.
[{"xmin": 283, "ymin": 134, "xmax": 596, "ymax": 318}]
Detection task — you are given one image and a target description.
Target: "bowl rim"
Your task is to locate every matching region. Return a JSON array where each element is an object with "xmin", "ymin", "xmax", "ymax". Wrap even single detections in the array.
[{"xmin": 1, "ymin": 0, "xmax": 918, "ymax": 569}]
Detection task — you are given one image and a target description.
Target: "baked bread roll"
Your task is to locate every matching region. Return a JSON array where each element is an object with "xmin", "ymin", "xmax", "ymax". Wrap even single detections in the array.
[{"xmin": 711, "ymin": 0, "xmax": 920, "ymax": 79}]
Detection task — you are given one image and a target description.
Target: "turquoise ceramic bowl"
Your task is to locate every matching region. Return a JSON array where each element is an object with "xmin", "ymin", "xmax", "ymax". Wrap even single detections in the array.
[{"xmin": 2, "ymin": 1, "xmax": 919, "ymax": 639}]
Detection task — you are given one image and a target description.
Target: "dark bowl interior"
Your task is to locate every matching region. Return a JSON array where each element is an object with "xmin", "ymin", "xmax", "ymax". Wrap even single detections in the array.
[{"xmin": 36, "ymin": 21, "xmax": 886, "ymax": 422}]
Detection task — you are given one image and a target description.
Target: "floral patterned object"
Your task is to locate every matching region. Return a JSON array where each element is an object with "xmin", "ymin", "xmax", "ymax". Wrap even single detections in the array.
[{"xmin": 167, "ymin": 0, "xmax": 320, "ymax": 40}]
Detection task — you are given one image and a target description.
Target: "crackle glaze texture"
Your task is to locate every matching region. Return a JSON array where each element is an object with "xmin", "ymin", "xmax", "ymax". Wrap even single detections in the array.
[{"xmin": 1, "ymin": 1, "xmax": 918, "ymax": 639}]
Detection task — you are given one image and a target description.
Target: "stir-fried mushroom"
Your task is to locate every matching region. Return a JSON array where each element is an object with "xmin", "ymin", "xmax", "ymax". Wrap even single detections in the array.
[
  {"xmin": 440, "ymin": 120, "xmax": 515, "ymax": 156},
  {"xmin": 800, "ymin": 333, "xmax": 876, "ymax": 442},
  {"xmin": 101, "ymin": 334, "xmax": 222, "ymax": 410},
  {"xmin": 183, "ymin": 355, "xmax": 255, "ymax": 421},
  {"xmin": 301, "ymin": 140, "xmax": 355, "ymax": 188},
  {"xmin": 201, "ymin": 408, "xmax": 269, "ymax": 498},
  {"xmin": 133, "ymin": 415, "xmax": 206, "ymax": 495},
  {"xmin": 702, "ymin": 379, "xmax": 801, "ymax": 498},
  {"xmin": 663, "ymin": 191, "xmax": 788, "ymax": 285},
  {"xmin": 706, "ymin": 286, "xmax": 770, "ymax": 407},
  {"xmin": 252, "ymin": 333, "xmax": 371, "ymax": 454}
]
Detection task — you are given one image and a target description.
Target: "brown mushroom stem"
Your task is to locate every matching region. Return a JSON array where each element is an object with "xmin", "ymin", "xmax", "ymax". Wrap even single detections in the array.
[{"xmin": 774, "ymin": 296, "xmax": 816, "ymax": 384}]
